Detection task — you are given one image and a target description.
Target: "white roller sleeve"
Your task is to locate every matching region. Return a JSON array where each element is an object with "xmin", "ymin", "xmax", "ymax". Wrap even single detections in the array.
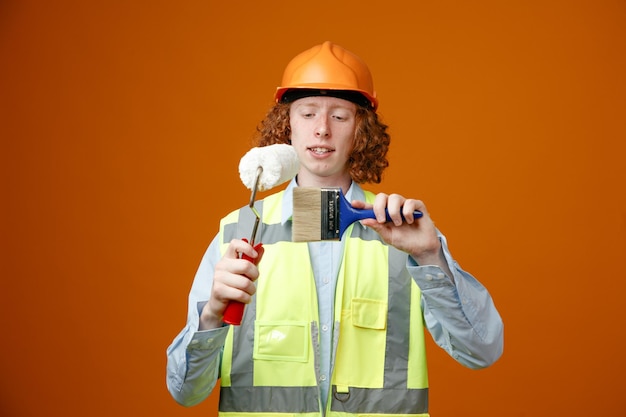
[{"xmin": 238, "ymin": 144, "xmax": 300, "ymax": 191}]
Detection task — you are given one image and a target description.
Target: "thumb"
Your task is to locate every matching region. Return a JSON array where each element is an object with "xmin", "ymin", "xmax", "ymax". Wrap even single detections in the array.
[
  {"xmin": 254, "ymin": 245, "xmax": 265, "ymax": 265},
  {"xmin": 361, "ymin": 218, "xmax": 389, "ymax": 238},
  {"xmin": 350, "ymin": 199, "xmax": 370, "ymax": 210}
]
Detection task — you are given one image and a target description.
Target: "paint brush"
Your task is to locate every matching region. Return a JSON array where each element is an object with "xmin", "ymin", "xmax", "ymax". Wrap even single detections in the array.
[{"xmin": 292, "ymin": 187, "xmax": 423, "ymax": 242}]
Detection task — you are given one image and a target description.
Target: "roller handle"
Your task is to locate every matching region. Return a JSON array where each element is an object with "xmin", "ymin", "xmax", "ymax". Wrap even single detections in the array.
[{"xmin": 222, "ymin": 239, "xmax": 263, "ymax": 326}]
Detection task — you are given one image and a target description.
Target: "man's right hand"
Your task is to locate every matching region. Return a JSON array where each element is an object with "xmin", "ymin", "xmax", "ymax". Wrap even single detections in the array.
[{"xmin": 199, "ymin": 239, "xmax": 264, "ymax": 330}]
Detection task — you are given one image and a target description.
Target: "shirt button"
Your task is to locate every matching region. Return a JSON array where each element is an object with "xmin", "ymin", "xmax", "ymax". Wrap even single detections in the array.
[
  {"xmin": 320, "ymin": 374, "xmax": 327, "ymax": 381},
  {"xmin": 437, "ymin": 273, "xmax": 445, "ymax": 279},
  {"xmin": 323, "ymin": 277, "xmax": 330, "ymax": 284},
  {"xmin": 425, "ymin": 274, "xmax": 433, "ymax": 281},
  {"xmin": 322, "ymin": 324, "xmax": 329, "ymax": 332}
]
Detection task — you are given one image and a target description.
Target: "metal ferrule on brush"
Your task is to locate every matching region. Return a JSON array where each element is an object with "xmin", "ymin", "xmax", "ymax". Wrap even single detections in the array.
[{"xmin": 321, "ymin": 188, "xmax": 340, "ymax": 240}]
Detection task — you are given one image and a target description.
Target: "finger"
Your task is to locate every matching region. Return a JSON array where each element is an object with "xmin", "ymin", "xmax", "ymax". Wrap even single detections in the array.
[
  {"xmin": 413, "ymin": 199, "xmax": 434, "ymax": 224},
  {"xmin": 212, "ymin": 275, "xmax": 257, "ymax": 305},
  {"xmin": 402, "ymin": 198, "xmax": 424, "ymax": 225},
  {"xmin": 410, "ymin": 199, "xmax": 427, "ymax": 214},
  {"xmin": 225, "ymin": 239, "xmax": 259, "ymax": 260},
  {"xmin": 350, "ymin": 199, "xmax": 371, "ymax": 210},
  {"xmin": 236, "ymin": 259, "xmax": 261, "ymax": 281},
  {"xmin": 214, "ymin": 263, "xmax": 259, "ymax": 296},
  {"xmin": 387, "ymin": 194, "xmax": 406, "ymax": 226},
  {"xmin": 373, "ymin": 193, "xmax": 389, "ymax": 223},
  {"xmin": 225, "ymin": 272, "xmax": 258, "ymax": 296},
  {"xmin": 215, "ymin": 257, "xmax": 260, "ymax": 283}
]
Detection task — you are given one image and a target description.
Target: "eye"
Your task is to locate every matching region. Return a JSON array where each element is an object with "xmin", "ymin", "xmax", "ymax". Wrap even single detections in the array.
[
  {"xmin": 332, "ymin": 112, "xmax": 351, "ymax": 121},
  {"xmin": 297, "ymin": 109, "xmax": 315, "ymax": 118}
]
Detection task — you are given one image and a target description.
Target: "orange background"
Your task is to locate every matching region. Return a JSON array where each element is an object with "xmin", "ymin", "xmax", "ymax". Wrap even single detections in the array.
[{"xmin": 2, "ymin": 1, "xmax": 625, "ymax": 416}]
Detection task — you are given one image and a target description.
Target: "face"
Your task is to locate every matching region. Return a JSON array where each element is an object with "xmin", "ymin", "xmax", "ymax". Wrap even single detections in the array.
[{"xmin": 289, "ymin": 96, "xmax": 357, "ymax": 188}]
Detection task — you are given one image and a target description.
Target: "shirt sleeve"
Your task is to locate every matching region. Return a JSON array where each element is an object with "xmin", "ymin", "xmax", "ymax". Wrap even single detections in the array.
[
  {"xmin": 166, "ymin": 235, "xmax": 230, "ymax": 406},
  {"xmin": 407, "ymin": 231, "xmax": 504, "ymax": 369}
]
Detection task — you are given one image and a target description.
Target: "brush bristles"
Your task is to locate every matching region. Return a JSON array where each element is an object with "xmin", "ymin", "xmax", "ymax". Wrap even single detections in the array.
[
  {"xmin": 293, "ymin": 187, "xmax": 342, "ymax": 241},
  {"xmin": 292, "ymin": 187, "xmax": 322, "ymax": 242}
]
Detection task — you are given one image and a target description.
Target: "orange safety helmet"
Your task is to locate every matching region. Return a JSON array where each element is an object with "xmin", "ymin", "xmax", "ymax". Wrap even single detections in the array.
[{"xmin": 275, "ymin": 41, "xmax": 378, "ymax": 110}]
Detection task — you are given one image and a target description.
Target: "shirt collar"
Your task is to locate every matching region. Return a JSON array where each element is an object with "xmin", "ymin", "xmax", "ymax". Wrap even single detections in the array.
[{"xmin": 281, "ymin": 178, "xmax": 366, "ymax": 226}]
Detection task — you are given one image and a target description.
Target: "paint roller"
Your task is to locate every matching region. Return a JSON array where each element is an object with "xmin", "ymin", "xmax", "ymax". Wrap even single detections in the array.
[{"xmin": 222, "ymin": 144, "xmax": 300, "ymax": 325}]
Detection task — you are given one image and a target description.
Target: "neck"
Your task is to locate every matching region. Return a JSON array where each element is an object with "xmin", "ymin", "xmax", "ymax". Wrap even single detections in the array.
[{"xmin": 295, "ymin": 174, "xmax": 352, "ymax": 195}]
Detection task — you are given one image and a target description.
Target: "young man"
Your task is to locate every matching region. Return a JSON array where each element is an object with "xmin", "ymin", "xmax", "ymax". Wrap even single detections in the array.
[{"xmin": 166, "ymin": 41, "xmax": 503, "ymax": 416}]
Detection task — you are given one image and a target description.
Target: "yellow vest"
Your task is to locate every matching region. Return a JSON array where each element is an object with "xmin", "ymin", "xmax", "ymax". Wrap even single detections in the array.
[{"xmin": 218, "ymin": 190, "xmax": 429, "ymax": 417}]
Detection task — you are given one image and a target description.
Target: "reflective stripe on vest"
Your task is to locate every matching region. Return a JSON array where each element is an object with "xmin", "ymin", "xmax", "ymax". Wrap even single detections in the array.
[{"xmin": 218, "ymin": 191, "xmax": 429, "ymax": 416}]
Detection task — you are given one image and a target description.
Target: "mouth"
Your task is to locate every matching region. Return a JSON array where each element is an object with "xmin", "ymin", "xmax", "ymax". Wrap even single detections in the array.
[{"xmin": 308, "ymin": 147, "xmax": 334, "ymax": 155}]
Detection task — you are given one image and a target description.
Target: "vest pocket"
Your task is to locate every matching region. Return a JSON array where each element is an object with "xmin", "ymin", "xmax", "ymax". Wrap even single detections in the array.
[
  {"xmin": 254, "ymin": 321, "xmax": 309, "ymax": 362},
  {"xmin": 351, "ymin": 298, "xmax": 387, "ymax": 330}
]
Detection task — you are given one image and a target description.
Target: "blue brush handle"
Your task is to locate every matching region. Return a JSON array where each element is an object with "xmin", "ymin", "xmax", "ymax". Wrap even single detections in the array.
[
  {"xmin": 338, "ymin": 191, "xmax": 423, "ymax": 237},
  {"xmin": 356, "ymin": 208, "xmax": 423, "ymax": 223}
]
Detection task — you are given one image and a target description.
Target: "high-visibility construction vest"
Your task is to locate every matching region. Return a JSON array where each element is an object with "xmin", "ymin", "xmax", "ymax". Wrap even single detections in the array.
[{"xmin": 218, "ymin": 190, "xmax": 429, "ymax": 417}]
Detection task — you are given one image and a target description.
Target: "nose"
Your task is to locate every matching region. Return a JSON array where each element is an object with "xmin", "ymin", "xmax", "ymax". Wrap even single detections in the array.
[{"xmin": 315, "ymin": 117, "xmax": 330, "ymax": 138}]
